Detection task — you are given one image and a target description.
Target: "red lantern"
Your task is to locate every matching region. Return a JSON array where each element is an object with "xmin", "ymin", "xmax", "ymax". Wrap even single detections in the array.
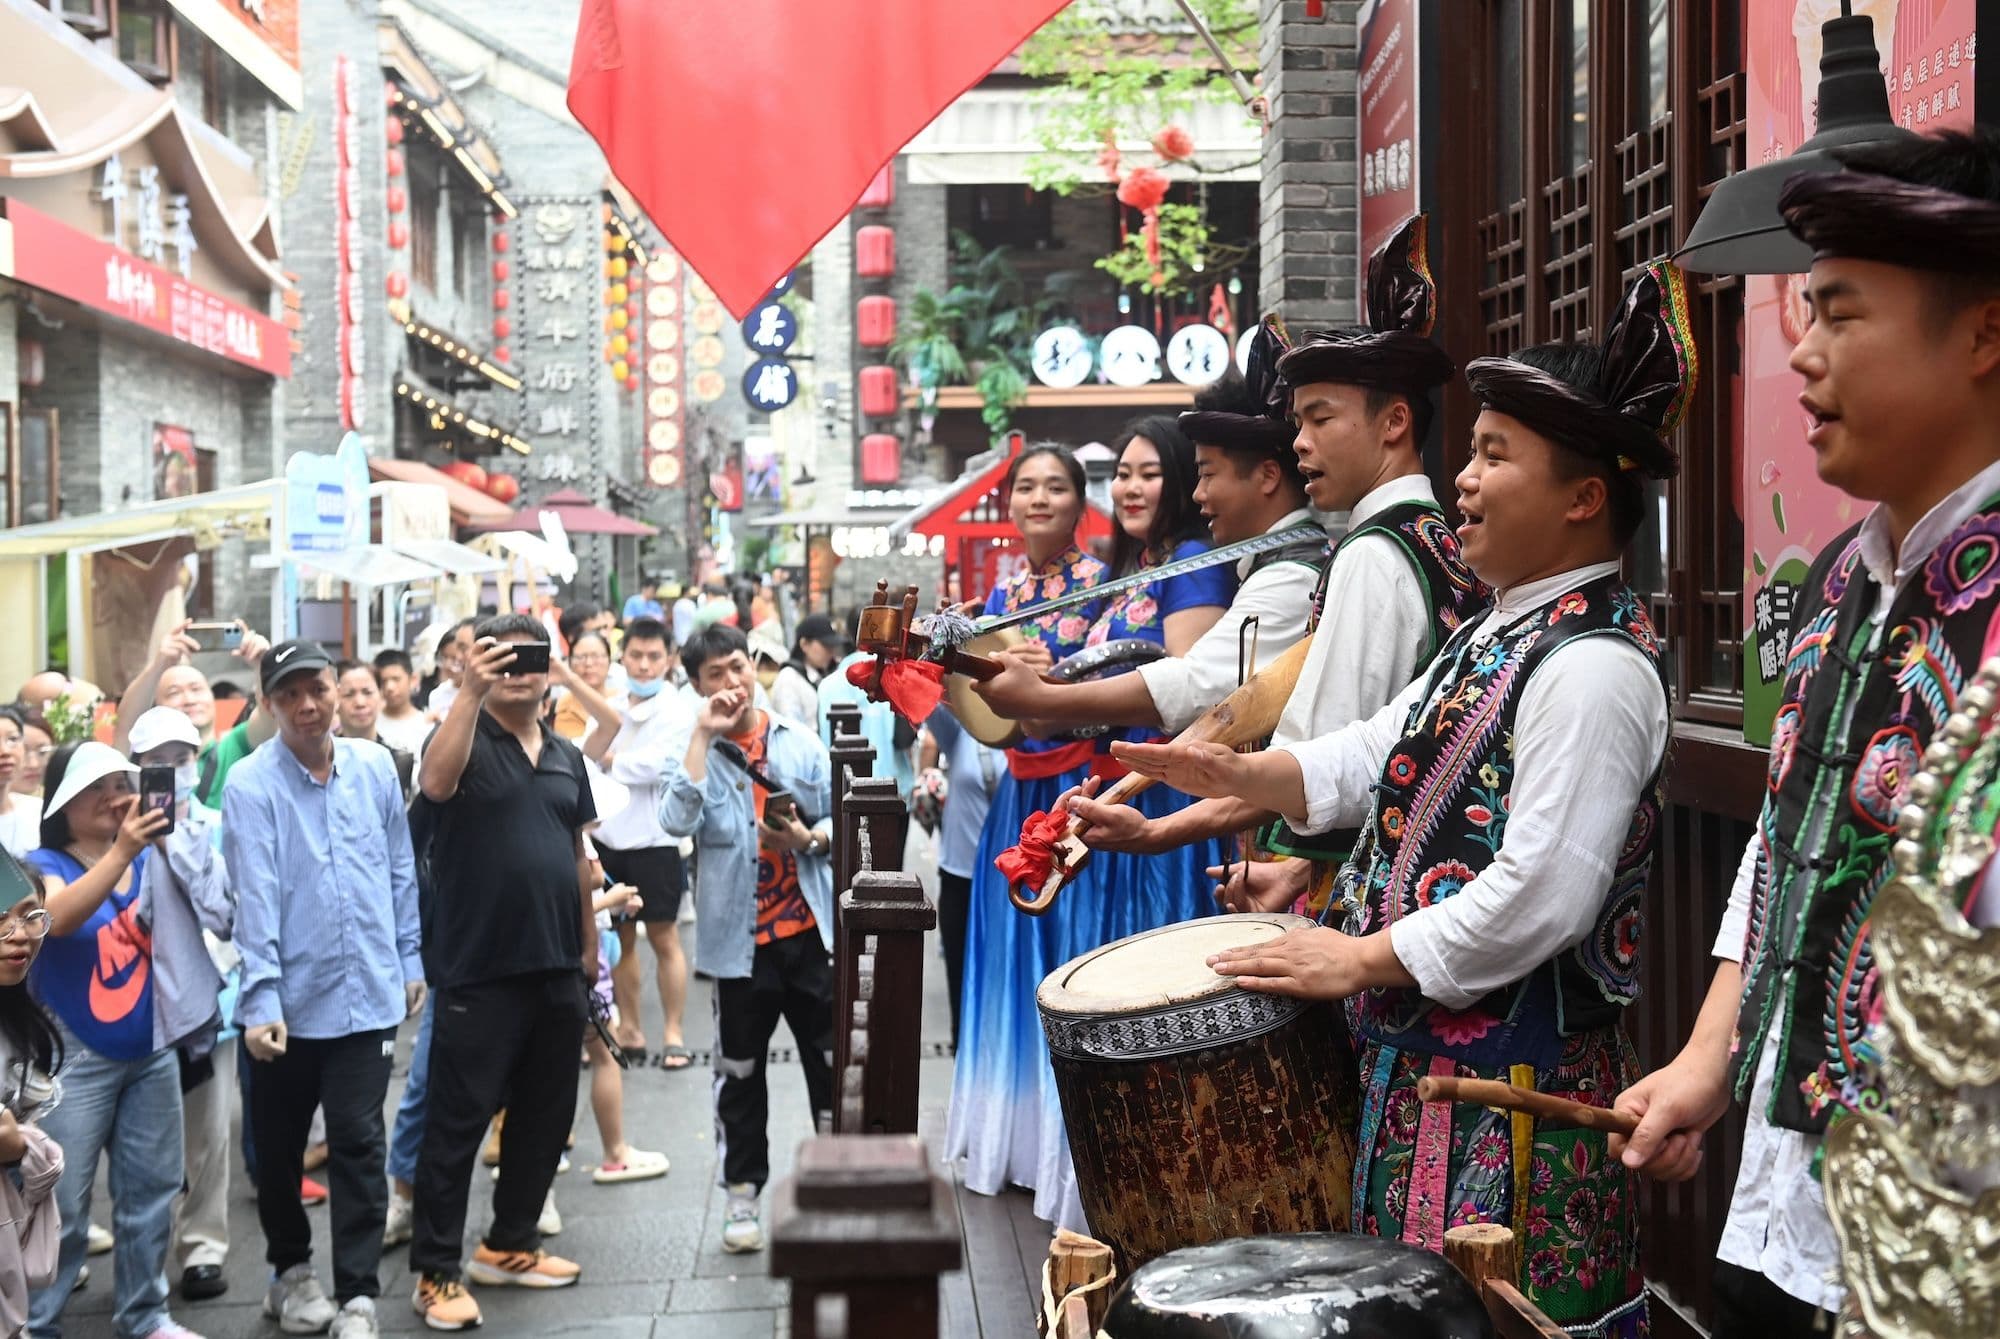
[
  {"xmin": 492, "ymin": 231, "xmax": 511, "ymax": 253},
  {"xmin": 493, "ymin": 316, "xmax": 512, "ymax": 340},
  {"xmin": 386, "ymin": 186, "xmax": 407, "ymax": 215},
  {"xmin": 856, "ymin": 295, "xmax": 897, "ymax": 348},
  {"xmin": 493, "ymin": 289, "xmax": 512, "ymax": 310},
  {"xmin": 494, "ymin": 345, "xmax": 512, "ymax": 363},
  {"xmin": 857, "ymin": 165, "xmax": 895, "ymax": 209},
  {"xmin": 442, "ymin": 460, "xmax": 488, "ymax": 492},
  {"xmin": 625, "ymin": 301, "xmax": 640, "ymax": 322},
  {"xmin": 386, "ymin": 148, "xmax": 405, "ymax": 178},
  {"xmin": 860, "ymin": 433, "xmax": 902, "ymax": 484},
  {"xmin": 1151, "ymin": 125, "xmax": 1196, "ymax": 162},
  {"xmin": 625, "ymin": 375, "xmax": 641, "ymax": 392},
  {"xmin": 856, "ymin": 226, "xmax": 896, "ymax": 278},
  {"xmin": 387, "ymin": 221, "xmax": 408, "ymax": 249},
  {"xmin": 385, "ymin": 117, "xmax": 404, "ymax": 146},
  {"xmin": 858, "ymin": 365, "xmax": 900, "ymax": 417},
  {"xmin": 384, "ymin": 80, "xmax": 401, "ymax": 106},
  {"xmin": 485, "ymin": 472, "xmax": 520, "ymax": 504},
  {"xmin": 385, "ymin": 272, "xmax": 409, "ymax": 300},
  {"xmin": 492, "ymin": 259, "xmax": 511, "ymax": 282}
]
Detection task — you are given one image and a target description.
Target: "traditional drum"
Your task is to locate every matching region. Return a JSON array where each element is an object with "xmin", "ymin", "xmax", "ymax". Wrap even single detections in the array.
[
  {"xmin": 1038, "ymin": 914, "xmax": 1359, "ymax": 1268},
  {"xmin": 1102, "ymin": 1233, "xmax": 1494, "ymax": 1339}
]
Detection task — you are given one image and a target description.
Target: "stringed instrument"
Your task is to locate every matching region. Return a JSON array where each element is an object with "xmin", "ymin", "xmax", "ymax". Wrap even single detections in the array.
[{"xmin": 1011, "ymin": 632, "xmax": 1315, "ymax": 914}]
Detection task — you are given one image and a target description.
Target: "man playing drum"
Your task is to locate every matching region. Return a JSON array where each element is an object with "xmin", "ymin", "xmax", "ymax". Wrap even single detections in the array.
[
  {"xmin": 1114, "ymin": 263, "xmax": 1695, "ymax": 1339},
  {"xmin": 1062, "ymin": 215, "xmax": 1487, "ymax": 917}
]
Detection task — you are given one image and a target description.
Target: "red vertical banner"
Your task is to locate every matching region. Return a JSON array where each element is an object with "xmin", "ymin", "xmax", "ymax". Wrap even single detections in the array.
[
  {"xmin": 1740, "ymin": 1, "xmax": 1977, "ymax": 743},
  {"xmin": 1356, "ymin": 0, "xmax": 1420, "ymax": 276}
]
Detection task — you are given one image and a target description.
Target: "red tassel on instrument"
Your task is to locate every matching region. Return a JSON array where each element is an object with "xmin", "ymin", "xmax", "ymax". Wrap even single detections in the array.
[
  {"xmin": 844, "ymin": 656, "xmax": 947, "ymax": 725},
  {"xmin": 995, "ymin": 807, "xmax": 1070, "ymax": 889}
]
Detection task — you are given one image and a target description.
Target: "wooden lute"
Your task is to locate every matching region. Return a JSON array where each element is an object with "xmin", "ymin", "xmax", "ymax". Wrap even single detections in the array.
[
  {"xmin": 1011, "ymin": 631, "xmax": 1316, "ymax": 914},
  {"xmin": 852, "ymin": 582, "xmax": 1060, "ymax": 747}
]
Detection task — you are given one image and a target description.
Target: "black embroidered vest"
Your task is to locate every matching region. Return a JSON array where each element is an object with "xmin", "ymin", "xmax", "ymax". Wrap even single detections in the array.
[
  {"xmin": 1338, "ymin": 573, "xmax": 1668, "ymax": 1069},
  {"xmin": 1736, "ymin": 499, "xmax": 2000, "ymax": 1133},
  {"xmin": 1265, "ymin": 500, "xmax": 1491, "ymax": 861}
]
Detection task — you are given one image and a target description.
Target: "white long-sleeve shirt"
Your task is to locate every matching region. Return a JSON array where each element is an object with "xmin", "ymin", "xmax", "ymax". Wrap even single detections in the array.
[
  {"xmin": 1278, "ymin": 560, "xmax": 1670, "ymax": 1010},
  {"xmin": 1713, "ymin": 452, "xmax": 2000, "ymax": 1313},
  {"xmin": 592, "ymin": 687, "xmax": 695, "ymax": 852},
  {"xmin": 1136, "ymin": 507, "xmax": 1321, "ymax": 732},
  {"xmin": 1273, "ymin": 475, "xmax": 1448, "ymax": 749}
]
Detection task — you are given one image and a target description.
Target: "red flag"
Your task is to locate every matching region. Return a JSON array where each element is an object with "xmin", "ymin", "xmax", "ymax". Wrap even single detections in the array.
[{"xmin": 568, "ymin": 0, "xmax": 1071, "ymax": 318}]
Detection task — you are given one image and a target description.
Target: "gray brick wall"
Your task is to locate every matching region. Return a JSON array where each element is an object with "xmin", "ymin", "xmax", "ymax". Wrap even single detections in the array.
[{"xmin": 1259, "ymin": 0, "xmax": 1360, "ymax": 324}]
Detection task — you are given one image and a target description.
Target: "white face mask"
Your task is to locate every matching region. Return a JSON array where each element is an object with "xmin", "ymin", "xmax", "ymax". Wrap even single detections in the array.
[{"xmin": 173, "ymin": 761, "xmax": 199, "ymax": 804}]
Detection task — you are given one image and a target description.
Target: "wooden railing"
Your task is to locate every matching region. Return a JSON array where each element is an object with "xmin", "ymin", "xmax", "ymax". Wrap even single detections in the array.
[{"xmin": 775, "ymin": 705, "xmax": 958, "ymax": 1339}]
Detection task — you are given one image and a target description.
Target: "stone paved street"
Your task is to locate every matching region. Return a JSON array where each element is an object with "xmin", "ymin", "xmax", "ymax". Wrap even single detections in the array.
[{"xmin": 59, "ymin": 834, "xmax": 970, "ymax": 1339}]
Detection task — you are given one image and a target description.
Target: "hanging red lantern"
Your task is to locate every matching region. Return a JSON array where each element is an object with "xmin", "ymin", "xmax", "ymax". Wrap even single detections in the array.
[
  {"xmin": 493, "ymin": 316, "xmax": 512, "ymax": 340},
  {"xmin": 384, "ymin": 80, "xmax": 401, "ymax": 105},
  {"xmin": 386, "ymin": 272, "xmax": 409, "ymax": 300},
  {"xmin": 385, "ymin": 117, "xmax": 404, "ymax": 146},
  {"xmin": 1151, "ymin": 126, "xmax": 1196, "ymax": 162},
  {"xmin": 625, "ymin": 300, "xmax": 640, "ymax": 322},
  {"xmin": 1117, "ymin": 167, "xmax": 1171, "ymax": 212},
  {"xmin": 857, "ymin": 165, "xmax": 895, "ymax": 209},
  {"xmin": 386, "ymin": 186, "xmax": 407, "ymax": 215},
  {"xmin": 485, "ymin": 472, "xmax": 521, "ymax": 504},
  {"xmin": 442, "ymin": 460, "xmax": 488, "ymax": 492},
  {"xmin": 386, "ymin": 148, "xmax": 405, "ymax": 178},
  {"xmin": 492, "ymin": 231, "xmax": 511, "ymax": 253},
  {"xmin": 492, "ymin": 259, "xmax": 511, "ymax": 282},
  {"xmin": 856, "ymin": 295, "xmax": 897, "ymax": 348},
  {"xmin": 493, "ymin": 289, "xmax": 512, "ymax": 310},
  {"xmin": 625, "ymin": 374, "xmax": 641, "ymax": 392},
  {"xmin": 494, "ymin": 344, "xmax": 512, "ymax": 363},
  {"xmin": 860, "ymin": 434, "xmax": 903, "ymax": 484},
  {"xmin": 387, "ymin": 221, "xmax": 409, "ymax": 250},
  {"xmin": 858, "ymin": 365, "xmax": 900, "ymax": 418},
  {"xmin": 856, "ymin": 226, "xmax": 896, "ymax": 278}
]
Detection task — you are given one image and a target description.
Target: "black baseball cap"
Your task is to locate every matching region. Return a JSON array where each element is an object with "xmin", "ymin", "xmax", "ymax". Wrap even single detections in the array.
[
  {"xmin": 796, "ymin": 614, "xmax": 840, "ymax": 646},
  {"xmin": 260, "ymin": 639, "xmax": 334, "ymax": 695}
]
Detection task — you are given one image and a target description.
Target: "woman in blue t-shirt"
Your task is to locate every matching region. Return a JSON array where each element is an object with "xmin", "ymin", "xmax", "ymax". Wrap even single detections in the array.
[{"xmin": 22, "ymin": 741, "xmax": 200, "ymax": 1339}]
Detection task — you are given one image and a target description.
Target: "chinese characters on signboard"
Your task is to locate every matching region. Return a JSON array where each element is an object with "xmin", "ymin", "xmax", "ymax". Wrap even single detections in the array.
[
  {"xmin": 643, "ymin": 252, "xmax": 685, "ymax": 489},
  {"xmin": 519, "ymin": 199, "xmax": 593, "ymax": 473},
  {"xmin": 1356, "ymin": 0, "xmax": 1420, "ymax": 273}
]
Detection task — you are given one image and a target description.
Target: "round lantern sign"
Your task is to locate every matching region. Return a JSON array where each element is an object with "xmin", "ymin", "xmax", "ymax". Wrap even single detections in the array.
[
  {"xmin": 1166, "ymin": 324, "xmax": 1231, "ymax": 386},
  {"xmin": 1031, "ymin": 326, "xmax": 1092, "ymax": 388},
  {"xmin": 648, "ymin": 419, "xmax": 683, "ymax": 450},
  {"xmin": 692, "ymin": 301, "xmax": 725, "ymax": 335},
  {"xmin": 647, "ymin": 452, "xmax": 684, "ymax": 486},
  {"xmin": 741, "ymin": 300, "xmax": 797, "ymax": 355},
  {"xmin": 648, "ymin": 351, "xmax": 681, "ymax": 383},
  {"xmin": 646, "ymin": 287, "xmax": 679, "ymax": 318},
  {"xmin": 1099, "ymin": 325, "xmax": 1163, "ymax": 387},
  {"xmin": 648, "ymin": 386, "xmax": 681, "ymax": 418},
  {"xmin": 691, "ymin": 335, "xmax": 725, "ymax": 368},
  {"xmin": 646, "ymin": 255, "xmax": 680, "ymax": 285},
  {"xmin": 692, "ymin": 368, "xmax": 727, "ymax": 403},
  {"xmin": 742, "ymin": 357, "xmax": 799, "ymax": 412},
  {"xmin": 648, "ymin": 320, "xmax": 680, "ymax": 350}
]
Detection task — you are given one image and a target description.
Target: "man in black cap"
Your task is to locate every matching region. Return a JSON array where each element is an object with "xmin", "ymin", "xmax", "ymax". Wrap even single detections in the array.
[
  {"xmin": 1117, "ymin": 261, "xmax": 1691, "ymax": 1338},
  {"xmin": 224, "ymin": 641, "xmax": 423, "ymax": 1339},
  {"xmin": 1614, "ymin": 128, "xmax": 2000, "ymax": 1338},
  {"xmin": 1007, "ymin": 216, "xmax": 1489, "ymax": 917},
  {"xmin": 770, "ymin": 613, "xmax": 842, "ymax": 727}
]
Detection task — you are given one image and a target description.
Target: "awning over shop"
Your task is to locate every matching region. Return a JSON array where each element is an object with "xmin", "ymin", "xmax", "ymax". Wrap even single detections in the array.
[
  {"xmin": 901, "ymin": 88, "xmax": 1261, "ymax": 186},
  {"xmin": 293, "ymin": 546, "xmax": 443, "ymax": 590},
  {"xmin": 0, "ymin": 480, "xmax": 279, "ymax": 558},
  {"xmin": 366, "ymin": 457, "xmax": 517, "ymax": 527},
  {"xmin": 387, "ymin": 538, "xmax": 503, "ymax": 576}
]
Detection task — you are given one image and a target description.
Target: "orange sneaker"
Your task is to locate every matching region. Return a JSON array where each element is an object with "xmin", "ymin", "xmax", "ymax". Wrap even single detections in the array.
[
  {"xmin": 464, "ymin": 1244, "xmax": 580, "ymax": 1289},
  {"xmin": 299, "ymin": 1176, "xmax": 328, "ymax": 1206},
  {"xmin": 411, "ymin": 1273, "xmax": 482, "ymax": 1331}
]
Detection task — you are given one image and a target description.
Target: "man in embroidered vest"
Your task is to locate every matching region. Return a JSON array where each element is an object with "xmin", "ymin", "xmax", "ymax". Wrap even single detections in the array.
[
  {"xmin": 973, "ymin": 318, "xmax": 1324, "ymax": 734},
  {"xmin": 1612, "ymin": 130, "xmax": 2000, "ymax": 1338},
  {"xmin": 1066, "ymin": 214, "xmax": 1488, "ymax": 915},
  {"xmin": 1115, "ymin": 264, "xmax": 1695, "ymax": 1339}
]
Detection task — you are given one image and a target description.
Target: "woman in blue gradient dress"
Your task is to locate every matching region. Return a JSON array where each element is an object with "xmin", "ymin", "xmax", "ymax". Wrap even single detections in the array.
[
  {"xmin": 1032, "ymin": 414, "xmax": 1233, "ymax": 1228},
  {"xmin": 944, "ymin": 444, "xmax": 1106, "ymax": 1212}
]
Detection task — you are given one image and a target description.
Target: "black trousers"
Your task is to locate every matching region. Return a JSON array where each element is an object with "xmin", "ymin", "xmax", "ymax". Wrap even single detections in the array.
[
  {"xmin": 936, "ymin": 871, "xmax": 970, "ymax": 1049},
  {"xmin": 410, "ymin": 971, "xmax": 586, "ymax": 1278},
  {"xmin": 713, "ymin": 932, "xmax": 835, "ymax": 1191},
  {"xmin": 1711, "ymin": 1262, "xmax": 1836, "ymax": 1339},
  {"xmin": 248, "ymin": 1026, "xmax": 396, "ymax": 1301}
]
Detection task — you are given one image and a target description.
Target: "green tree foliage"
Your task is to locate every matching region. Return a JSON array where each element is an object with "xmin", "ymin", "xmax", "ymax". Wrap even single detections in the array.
[{"xmin": 889, "ymin": 231, "xmax": 1049, "ymax": 443}]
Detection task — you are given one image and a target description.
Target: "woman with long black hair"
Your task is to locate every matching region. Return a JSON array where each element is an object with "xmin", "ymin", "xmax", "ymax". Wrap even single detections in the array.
[
  {"xmin": 943, "ymin": 442, "xmax": 1107, "ymax": 1215},
  {"xmin": 0, "ymin": 843, "xmax": 63, "ymax": 1337}
]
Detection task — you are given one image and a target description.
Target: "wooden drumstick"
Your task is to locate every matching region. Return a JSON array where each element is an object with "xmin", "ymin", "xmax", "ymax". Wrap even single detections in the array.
[
  {"xmin": 1415, "ymin": 1076, "xmax": 1639, "ymax": 1135},
  {"xmin": 1013, "ymin": 633, "xmax": 1318, "ymax": 915}
]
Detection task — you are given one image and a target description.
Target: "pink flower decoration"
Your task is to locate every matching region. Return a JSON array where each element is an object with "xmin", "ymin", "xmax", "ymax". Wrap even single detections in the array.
[{"xmin": 1429, "ymin": 1009, "xmax": 1497, "ymax": 1047}]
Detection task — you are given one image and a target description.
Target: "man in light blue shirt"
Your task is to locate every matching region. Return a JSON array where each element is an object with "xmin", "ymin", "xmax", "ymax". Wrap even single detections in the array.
[
  {"xmin": 224, "ymin": 640, "xmax": 422, "ymax": 1339},
  {"xmin": 620, "ymin": 578, "xmax": 664, "ymax": 627}
]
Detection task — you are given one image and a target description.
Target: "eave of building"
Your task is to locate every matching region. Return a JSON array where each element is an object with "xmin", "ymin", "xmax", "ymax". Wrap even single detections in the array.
[
  {"xmin": 393, "ymin": 371, "xmax": 533, "ymax": 455},
  {"xmin": 389, "ymin": 297, "xmax": 521, "ymax": 391},
  {"xmin": 379, "ymin": 19, "xmax": 511, "ymax": 211}
]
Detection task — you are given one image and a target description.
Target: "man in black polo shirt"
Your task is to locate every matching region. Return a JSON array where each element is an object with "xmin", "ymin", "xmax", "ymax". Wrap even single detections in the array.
[{"xmin": 407, "ymin": 613, "xmax": 598, "ymax": 1330}]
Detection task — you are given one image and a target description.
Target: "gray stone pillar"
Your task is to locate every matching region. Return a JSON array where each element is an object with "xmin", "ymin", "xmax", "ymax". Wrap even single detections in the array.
[{"xmin": 1258, "ymin": 0, "xmax": 1360, "ymax": 324}]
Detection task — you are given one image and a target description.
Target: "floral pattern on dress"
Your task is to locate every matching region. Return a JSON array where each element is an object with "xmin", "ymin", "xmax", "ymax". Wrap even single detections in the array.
[{"xmin": 1849, "ymin": 724, "xmax": 1919, "ymax": 831}]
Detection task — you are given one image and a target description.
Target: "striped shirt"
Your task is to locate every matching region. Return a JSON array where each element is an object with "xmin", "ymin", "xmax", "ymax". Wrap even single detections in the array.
[{"xmin": 222, "ymin": 737, "xmax": 421, "ymax": 1039}]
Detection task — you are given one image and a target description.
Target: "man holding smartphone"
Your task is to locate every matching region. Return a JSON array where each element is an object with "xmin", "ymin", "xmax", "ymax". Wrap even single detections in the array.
[
  {"xmin": 114, "ymin": 616, "xmax": 274, "ymax": 799},
  {"xmin": 659, "ymin": 624, "xmax": 834, "ymax": 1255},
  {"xmin": 409, "ymin": 615, "xmax": 597, "ymax": 1329}
]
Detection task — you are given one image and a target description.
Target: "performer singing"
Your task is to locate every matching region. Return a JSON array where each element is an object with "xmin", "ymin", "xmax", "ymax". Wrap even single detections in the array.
[
  {"xmin": 971, "ymin": 327, "xmax": 1323, "ymax": 734},
  {"xmin": 1115, "ymin": 264, "xmax": 1694, "ymax": 1339},
  {"xmin": 1613, "ymin": 128, "xmax": 2000, "ymax": 1338},
  {"xmin": 943, "ymin": 444, "xmax": 1107, "ymax": 1211},
  {"xmin": 1068, "ymin": 214, "xmax": 1486, "ymax": 915}
]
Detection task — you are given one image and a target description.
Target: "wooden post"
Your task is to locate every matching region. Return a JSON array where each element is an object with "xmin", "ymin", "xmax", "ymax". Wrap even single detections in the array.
[
  {"xmin": 826, "ymin": 703, "xmax": 874, "ymax": 894},
  {"xmin": 844, "ymin": 775, "xmax": 909, "ymax": 875},
  {"xmin": 1444, "ymin": 1223, "xmax": 1567, "ymax": 1339},
  {"xmin": 836, "ymin": 869, "xmax": 933, "ymax": 1134},
  {"xmin": 770, "ymin": 1135, "xmax": 961, "ymax": 1339}
]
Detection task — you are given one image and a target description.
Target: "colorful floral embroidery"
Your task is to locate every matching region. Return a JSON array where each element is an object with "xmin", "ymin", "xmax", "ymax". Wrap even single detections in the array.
[
  {"xmin": 1414, "ymin": 860, "xmax": 1475, "ymax": 906},
  {"xmin": 1428, "ymin": 1009, "xmax": 1498, "ymax": 1046},
  {"xmin": 1550, "ymin": 592, "xmax": 1590, "ymax": 623},
  {"xmin": 1924, "ymin": 511, "xmax": 2000, "ymax": 614},
  {"xmin": 1767, "ymin": 702, "xmax": 1802, "ymax": 795},
  {"xmin": 1849, "ymin": 725, "xmax": 1919, "ymax": 830},
  {"xmin": 1380, "ymin": 807, "xmax": 1405, "ymax": 842},
  {"xmin": 1387, "ymin": 753, "xmax": 1419, "ymax": 786},
  {"xmin": 1824, "ymin": 538, "xmax": 1862, "ymax": 604}
]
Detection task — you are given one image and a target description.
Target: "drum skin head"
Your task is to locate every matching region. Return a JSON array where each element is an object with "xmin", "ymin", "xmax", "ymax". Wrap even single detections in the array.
[
  {"xmin": 944, "ymin": 629, "xmax": 1025, "ymax": 748},
  {"xmin": 1039, "ymin": 914, "xmax": 1309, "ymax": 1017},
  {"xmin": 1103, "ymin": 1233, "xmax": 1495, "ymax": 1339}
]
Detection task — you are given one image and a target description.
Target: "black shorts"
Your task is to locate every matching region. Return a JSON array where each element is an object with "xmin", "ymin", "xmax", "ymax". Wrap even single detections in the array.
[{"xmin": 596, "ymin": 844, "xmax": 687, "ymax": 923}]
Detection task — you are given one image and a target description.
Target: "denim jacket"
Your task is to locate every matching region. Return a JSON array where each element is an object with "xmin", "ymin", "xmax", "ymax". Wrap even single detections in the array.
[{"xmin": 658, "ymin": 711, "xmax": 834, "ymax": 980}]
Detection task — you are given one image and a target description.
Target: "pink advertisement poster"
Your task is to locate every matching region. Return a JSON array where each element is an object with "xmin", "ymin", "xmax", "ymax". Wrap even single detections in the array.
[{"xmin": 1741, "ymin": 0, "xmax": 1977, "ymax": 744}]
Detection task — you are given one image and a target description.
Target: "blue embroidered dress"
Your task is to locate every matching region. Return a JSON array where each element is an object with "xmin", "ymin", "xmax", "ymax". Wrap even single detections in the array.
[
  {"xmin": 945, "ymin": 543, "xmax": 1107, "ymax": 1208},
  {"xmin": 1034, "ymin": 538, "xmax": 1235, "ymax": 1228}
]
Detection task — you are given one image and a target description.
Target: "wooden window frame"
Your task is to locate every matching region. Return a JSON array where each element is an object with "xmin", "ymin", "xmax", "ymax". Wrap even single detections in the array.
[
  {"xmin": 15, "ymin": 406, "xmax": 60, "ymax": 528},
  {"xmin": 410, "ymin": 145, "xmax": 440, "ymax": 294},
  {"xmin": 114, "ymin": 0, "xmax": 177, "ymax": 85},
  {"xmin": 45, "ymin": 0, "xmax": 110, "ymax": 38}
]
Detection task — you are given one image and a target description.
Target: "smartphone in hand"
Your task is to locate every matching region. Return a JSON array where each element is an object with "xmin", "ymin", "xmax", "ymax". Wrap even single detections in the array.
[
  {"xmin": 138, "ymin": 764, "xmax": 176, "ymax": 835},
  {"xmin": 504, "ymin": 642, "xmax": 552, "ymax": 676},
  {"xmin": 186, "ymin": 622, "xmax": 244, "ymax": 654},
  {"xmin": 763, "ymin": 791, "xmax": 797, "ymax": 827}
]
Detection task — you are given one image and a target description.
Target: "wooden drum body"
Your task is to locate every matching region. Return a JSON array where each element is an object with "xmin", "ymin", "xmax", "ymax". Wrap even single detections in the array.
[{"xmin": 1037, "ymin": 915, "xmax": 1360, "ymax": 1269}]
